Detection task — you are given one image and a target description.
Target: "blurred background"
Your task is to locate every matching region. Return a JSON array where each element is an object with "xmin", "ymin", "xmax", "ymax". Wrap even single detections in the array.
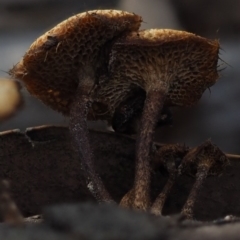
[{"xmin": 0, "ymin": 0, "xmax": 239, "ymax": 153}]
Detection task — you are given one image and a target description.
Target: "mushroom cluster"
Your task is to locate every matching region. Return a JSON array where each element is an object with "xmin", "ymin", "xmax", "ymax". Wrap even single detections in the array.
[{"xmin": 10, "ymin": 10, "xmax": 220, "ymax": 212}]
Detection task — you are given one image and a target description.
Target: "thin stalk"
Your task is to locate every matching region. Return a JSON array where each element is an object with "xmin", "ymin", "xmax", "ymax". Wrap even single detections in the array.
[
  {"xmin": 69, "ymin": 84, "xmax": 114, "ymax": 203},
  {"xmin": 181, "ymin": 165, "xmax": 210, "ymax": 219},
  {"xmin": 151, "ymin": 172, "xmax": 177, "ymax": 215},
  {"xmin": 133, "ymin": 86, "xmax": 168, "ymax": 210}
]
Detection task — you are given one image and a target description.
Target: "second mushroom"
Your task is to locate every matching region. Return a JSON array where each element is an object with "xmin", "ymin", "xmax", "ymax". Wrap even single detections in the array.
[{"xmin": 99, "ymin": 29, "xmax": 220, "ymax": 210}]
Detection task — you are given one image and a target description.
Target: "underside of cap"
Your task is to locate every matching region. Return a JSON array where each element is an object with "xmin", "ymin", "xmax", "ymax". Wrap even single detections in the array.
[{"xmin": 106, "ymin": 29, "xmax": 220, "ymax": 107}]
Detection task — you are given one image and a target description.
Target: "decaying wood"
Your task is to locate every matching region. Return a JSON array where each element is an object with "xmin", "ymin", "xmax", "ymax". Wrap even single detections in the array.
[{"xmin": 0, "ymin": 125, "xmax": 239, "ymax": 221}]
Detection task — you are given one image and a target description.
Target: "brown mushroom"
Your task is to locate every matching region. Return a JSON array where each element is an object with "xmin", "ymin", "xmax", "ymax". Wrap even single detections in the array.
[
  {"xmin": 179, "ymin": 140, "xmax": 229, "ymax": 219},
  {"xmin": 150, "ymin": 144, "xmax": 188, "ymax": 216},
  {"xmin": 0, "ymin": 79, "xmax": 22, "ymax": 122},
  {"xmin": 150, "ymin": 141, "xmax": 228, "ymax": 218},
  {"xmin": 102, "ymin": 29, "xmax": 220, "ymax": 210},
  {"xmin": 9, "ymin": 10, "xmax": 142, "ymax": 203},
  {"xmin": 9, "ymin": 10, "xmax": 220, "ymax": 211}
]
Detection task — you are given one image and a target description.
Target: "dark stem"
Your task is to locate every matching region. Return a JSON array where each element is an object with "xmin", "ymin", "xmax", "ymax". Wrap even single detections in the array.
[
  {"xmin": 69, "ymin": 84, "xmax": 113, "ymax": 203},
  {"xmin": 133, "ymin": 86, "xmax": 167, "ymax": 210},
  {"xmin": 181, "ymin": 165, "xmax": 210, "ymax": 219},
  {"xmin": 151, "ymin": 173, "xmax": 177, "ymax": 215}
]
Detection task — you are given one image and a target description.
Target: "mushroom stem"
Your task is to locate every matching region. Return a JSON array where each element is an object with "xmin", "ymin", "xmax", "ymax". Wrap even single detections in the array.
[
  {"xmin": 133, "ymin": 85, "xmax": 168, "ymax": 210},
  {"xmin": 181, "ymin": 164, "xmax": 210, "ymax": 219},
  {"xmin": 69, "ymin": 83, "xmax": 113, "ymax": 203},
  {"xmin": 150, "ymin": 144, "xmax": 188, "ymax": 215},
  {"xmin": 150, "ymin": 172, "xmax": 177, "ymax": 215}
]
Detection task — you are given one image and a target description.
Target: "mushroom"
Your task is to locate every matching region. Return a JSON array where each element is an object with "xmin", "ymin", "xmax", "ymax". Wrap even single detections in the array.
[
  {"xmin": 102, "ymin": 29, "xmax": 220, "ymax": 210},
  {"xmin": 150, "ymin": 144, "xmax": 188, "ymax": 216},
  {"xmin": 9, "ymin": 10, "xmax": 220, "ymax": 211},
  {"xmin": 179, "ymin": 140, "xmax": 229, "ymax": 219},
  {"xmin": 0, "ymin": 79, "xmax": 22, "ymax": 122},
  {"xmin": 9, "ymin": 10, "xmax": 142, "ymax": 203},
  {"xmin": 150, "ymin": 141, "xmax": 228, "ymax": 218}
]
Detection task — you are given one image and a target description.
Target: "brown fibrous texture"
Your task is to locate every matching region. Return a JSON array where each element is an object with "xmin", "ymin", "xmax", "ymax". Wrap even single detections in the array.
[
  {"xmin": 97, "ymin": 29, "xmax": 220, "ymax": 112},
  {"xmin": 9, "ymin": 10, "xmax": 142, "ymax": 115}
]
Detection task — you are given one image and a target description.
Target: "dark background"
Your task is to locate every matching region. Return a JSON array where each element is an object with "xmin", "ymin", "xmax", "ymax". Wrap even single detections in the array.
[{"xmin": 0, "ymin": 0, "xmax": 239, "ymax": 154}]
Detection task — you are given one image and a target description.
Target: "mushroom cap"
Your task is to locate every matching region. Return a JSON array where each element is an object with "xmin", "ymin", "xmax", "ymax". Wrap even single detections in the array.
[
  {"xmin": 107, "ymin": 29, "xmax": 220, "ymax": 107},
  {"xmin": 0, "ymin": 79, "xmax": 22, "ymax": 121},
  {"xmin": 9, "ymin": 10, "xmax": 142, "ymax": 115},
  {"xmin": 179, "ymin": 140, "xmax": 229, "ymax": 176}
]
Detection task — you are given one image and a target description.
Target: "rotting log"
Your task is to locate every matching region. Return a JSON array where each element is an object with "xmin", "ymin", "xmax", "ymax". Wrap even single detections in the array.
[{"xmin": 0, "ymin": 125, "xmax": 239, "ymax": 221}]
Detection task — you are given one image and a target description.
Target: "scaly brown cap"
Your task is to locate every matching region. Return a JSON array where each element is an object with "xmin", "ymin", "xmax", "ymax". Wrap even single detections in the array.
[
  {"xmin": 9, "ymin": 10, "xmax": 142, "ymax": 115},
  {"xmin": 108, "ymin": 29, "xmax": 220, "ymax": 107}
]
